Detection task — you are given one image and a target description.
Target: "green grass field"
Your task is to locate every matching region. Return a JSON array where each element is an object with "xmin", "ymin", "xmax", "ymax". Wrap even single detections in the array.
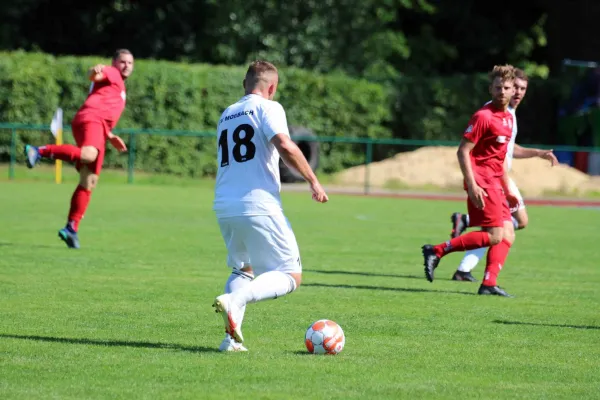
[{"xmin": 1, "ymin": 181, "xmax": 599, "ymax": 399}]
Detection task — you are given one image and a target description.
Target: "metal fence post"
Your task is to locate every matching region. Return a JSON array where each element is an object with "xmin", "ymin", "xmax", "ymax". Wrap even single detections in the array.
[
  {"xmin": 9, "ymin": 128, "xmax": 17, "ymax": 180},
  {"xmin": 127, "ymin": 133, "xmax": 136, "ymax": 184},
  {"xmin": 364, "ymin": 139, "xmax": 373, "ymax": 195}
]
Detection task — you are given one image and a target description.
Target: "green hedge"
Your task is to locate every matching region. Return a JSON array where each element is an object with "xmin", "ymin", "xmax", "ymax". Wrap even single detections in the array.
[
  {"xmin": 0, "ymin": 51, "xmax": 392, "ymax": 175},
  {"xmin": 0, "ymin": 51, "xmax": 566, "ymax": 177}
]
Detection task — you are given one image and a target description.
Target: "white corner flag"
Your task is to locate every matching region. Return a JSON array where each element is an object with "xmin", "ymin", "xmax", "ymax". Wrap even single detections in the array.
[
  {"xmin": 50, "ymin": 108, "xmax": 63, "ymax": 138},
  {"xmin": 50, "ymin": 108, "xmax": 63, "ymax": 183}
]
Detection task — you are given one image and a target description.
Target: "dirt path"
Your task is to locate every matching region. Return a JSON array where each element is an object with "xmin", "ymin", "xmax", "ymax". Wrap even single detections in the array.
[{"xmin": 333, "ymin": 146, "xmax": 600, "ymax": 198}]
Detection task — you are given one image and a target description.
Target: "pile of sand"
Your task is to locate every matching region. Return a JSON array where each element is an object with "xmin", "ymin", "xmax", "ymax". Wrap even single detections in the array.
[{"xmin": 335, "ymin": 146, "xmax": 600, "ymax": 197}]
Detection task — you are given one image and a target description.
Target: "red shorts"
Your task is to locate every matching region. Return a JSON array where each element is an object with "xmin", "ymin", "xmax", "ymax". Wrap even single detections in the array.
[
  {"xmin": 467, "ymin": 188, "xmax": 511, "ymax": 228},
  {"xmin": 72, "ymin": 117, "xmax": 106, "ymax": 175}
]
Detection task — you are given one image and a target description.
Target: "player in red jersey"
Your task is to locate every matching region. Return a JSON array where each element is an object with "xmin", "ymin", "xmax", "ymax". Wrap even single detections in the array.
[
  {"xmin": 24, "ymin": 49, "xmax": 134, "ymax": 249},
  {"xmin": 421, "ymin": 65, "xmax": 519, "ymax": 297}
]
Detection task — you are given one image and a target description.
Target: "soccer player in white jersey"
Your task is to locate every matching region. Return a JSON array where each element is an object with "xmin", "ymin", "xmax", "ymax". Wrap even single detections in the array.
[
  {"xmin": 211, "ymin": 60, "xmax": 329, "ymax": 352},
  {"xmin": 449, "ymin": 68, "xmax": 559, "ymax": 282}
]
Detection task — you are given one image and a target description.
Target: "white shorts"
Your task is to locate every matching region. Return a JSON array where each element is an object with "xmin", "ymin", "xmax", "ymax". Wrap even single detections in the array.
[
  {"xmin": 217, "ymin": 212, "xmax": 301, "ymax": 275},
  {"xmin": 508, "ymin": 178, "xmax": 525, "ymax": 213}
]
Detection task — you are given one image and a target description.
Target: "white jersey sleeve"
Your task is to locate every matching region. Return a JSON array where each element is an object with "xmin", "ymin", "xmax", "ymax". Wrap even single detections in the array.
[{"xmin": 262, "ymin": 102, "xmax": 290, "ymax": 141}]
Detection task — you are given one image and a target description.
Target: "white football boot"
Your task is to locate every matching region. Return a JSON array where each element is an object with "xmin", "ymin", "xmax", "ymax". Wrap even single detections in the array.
[
  {"xmin": 212, "ymin": 293, "xmax": 244, "ymax": 343},
  {"xmin": 219, "ymin": 334, "xmax": 248, "ymax": 352}
]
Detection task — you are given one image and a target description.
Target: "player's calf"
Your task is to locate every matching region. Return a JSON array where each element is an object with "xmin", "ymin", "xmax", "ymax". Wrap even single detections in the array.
[
  {"xmin": 512, "ymin": 209, "xmax": 528, "ymax": 230},
  {"xmin": 79, "ymin": 172, "xmax": 99, "ymax": 190}
]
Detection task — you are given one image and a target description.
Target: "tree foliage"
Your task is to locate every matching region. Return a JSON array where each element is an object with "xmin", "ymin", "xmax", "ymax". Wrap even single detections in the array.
[{"xmin": 0, "ymin": 0, "xmax": 566, "ymax": 79}]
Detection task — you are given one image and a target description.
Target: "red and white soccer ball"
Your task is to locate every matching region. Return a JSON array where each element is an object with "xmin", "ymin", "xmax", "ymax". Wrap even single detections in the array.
[{"xmin": 305, "ymin": 319, "xmax": 345, "ymax": 355}]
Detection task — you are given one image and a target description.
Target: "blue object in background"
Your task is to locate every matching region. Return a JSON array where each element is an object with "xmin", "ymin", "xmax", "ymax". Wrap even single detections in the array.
[{"xmin": 554, "ymin": 150, "xmax": 574, "ymax": 166}]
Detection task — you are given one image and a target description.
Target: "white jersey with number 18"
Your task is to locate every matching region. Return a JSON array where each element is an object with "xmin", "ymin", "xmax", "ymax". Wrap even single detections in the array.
[{"xmin": 213, "ymin": 94, "xmax": 290, "ymax": 218}]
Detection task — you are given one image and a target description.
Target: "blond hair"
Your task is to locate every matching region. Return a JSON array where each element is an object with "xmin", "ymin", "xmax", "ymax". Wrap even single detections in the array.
[
  {"xmin": 244, "ymin": 60, "xmax": 278, "ymax": 89},
  {"xmin": 488, "ymin": 64, "xmax": 515, "ymax": 84}
]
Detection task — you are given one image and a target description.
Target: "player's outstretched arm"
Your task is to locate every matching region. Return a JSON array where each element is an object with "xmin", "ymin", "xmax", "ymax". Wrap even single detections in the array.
[
  {"xmin": 88, "ymin": 64, "xmax": 107, "ymax": 82},
  {"xmin": 272, "ymin": 133, "xmax": 328, "ymax": 203},
  {"xmin": 513, "ymin": 144, "xmax": 558, "ymax": 166},
  {"xmin": 457, "ymin": 138, "xmax": 486, "ymax": 209}
]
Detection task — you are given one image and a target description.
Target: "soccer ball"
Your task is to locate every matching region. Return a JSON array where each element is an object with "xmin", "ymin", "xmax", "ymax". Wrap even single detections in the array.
[{"xmin": 305, "ymin": 319, "xmax": 345, "ymax": 355}]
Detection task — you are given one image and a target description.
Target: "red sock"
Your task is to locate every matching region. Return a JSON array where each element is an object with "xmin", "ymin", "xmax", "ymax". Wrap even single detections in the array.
[
  {"xmin": 433, "ymin": 231, "xmax": 491, "ymax": 257},
  {"xmin": 483, "ymin": 239, "xmax": 512, "ymax": 286},
  {"xmin": 67, "ymin": 185, "xmax": 92, "ymax": 232},
  {"xmin": 38, "ymin": 145, "xmax": 81, "ymax": 162}
]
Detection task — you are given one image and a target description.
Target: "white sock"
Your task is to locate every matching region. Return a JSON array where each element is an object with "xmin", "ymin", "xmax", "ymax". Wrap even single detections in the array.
[
  {"xmin": 512, "ymin": 216, "xmax": 519, "ymax": 230},
  {"xmin": 224, "ymin": 270, "xmax": 253, "ymax": 329},
  {"xmin": 231, "ymin": 271, "xmax": 297, "ymax": 307},
  {"xmin": 465, "ymin": 214, "xmax": 470, "ymax": 226},
  {"xmin": 457, "ymin": 247, "xmax": 487, "ymax": 272},
  {"xmin": 225, "ymin": 269, "xmax": 254, "ymax": 293}
]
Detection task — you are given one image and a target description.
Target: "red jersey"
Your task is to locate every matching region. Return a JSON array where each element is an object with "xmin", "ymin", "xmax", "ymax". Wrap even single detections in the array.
[
  {"xmin": 463, "ymin": 103, "xmax": 513, "ymax": 189},
  {"xmin": 74, "ymin": 66, "xmax": 126, "ymax": 131}
]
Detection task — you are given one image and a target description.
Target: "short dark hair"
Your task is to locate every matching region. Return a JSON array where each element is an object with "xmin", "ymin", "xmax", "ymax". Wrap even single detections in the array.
[
  {"xmin": 514, "ymin": 68, "xmax": 529, "ymax": 82},
  {"xmin": 113, "ymin": 49, "xmax": 133, "ymax": 61},
  {"xmin": 244, "ymin": 60, "xmax": 278, "ymax": 88}
]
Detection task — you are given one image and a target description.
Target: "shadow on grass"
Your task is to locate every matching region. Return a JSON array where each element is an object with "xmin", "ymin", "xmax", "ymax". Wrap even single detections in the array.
[
  {"xmin": 0, "ymin": 242, "xmax": 59, "ymax": 249},
  {"xmin": 289, "ymin": 350, "xmax": 319, "ymax": 356},
  {"xmin": 288, "ymin": 350, "xmax": 340, "ymax": 356},
  {"xmin": 493, "ymin": 320, "xmax": 600, "ymax": 330},
  {"xmin": 303, "ymin": 282, "xmax": 475, "ymax": 296},
  {"xmin": 304, "ymin": 269, "xmax": 462, "ymax": 282},
  {"xmin": 0, "ymin": 333, "xmax": 220, "ymax": 353},
  {"xmin": 304, "ymin": 269, "xmax": 425, "ymax": 280}
]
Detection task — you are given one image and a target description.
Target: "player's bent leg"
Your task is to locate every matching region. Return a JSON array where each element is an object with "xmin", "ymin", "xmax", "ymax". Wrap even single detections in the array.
[
  {"xmin": 422, "ymin": 230, "xmax": 492, "ymax": 283},
  {"xmin": 79, "ymin": 146, "xmax": 99, "ymax": 164},
  {"xmin": 213, "ymin": 271, "xmax": 298, "ymax": 345},
  {"xmin": 423, "ymin": 192, "xmax": 508, "ymax": 282},
  {"xmin": 214, "ymin": 214, "xmax": 302, "ymax": 344},
  {"xmin": 25, "ymin": 144, "xmax": 83, "ymax": 168},
  {"xmin": 512, "ymin": 208, "xmax": 528, "ymax": 230}
]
